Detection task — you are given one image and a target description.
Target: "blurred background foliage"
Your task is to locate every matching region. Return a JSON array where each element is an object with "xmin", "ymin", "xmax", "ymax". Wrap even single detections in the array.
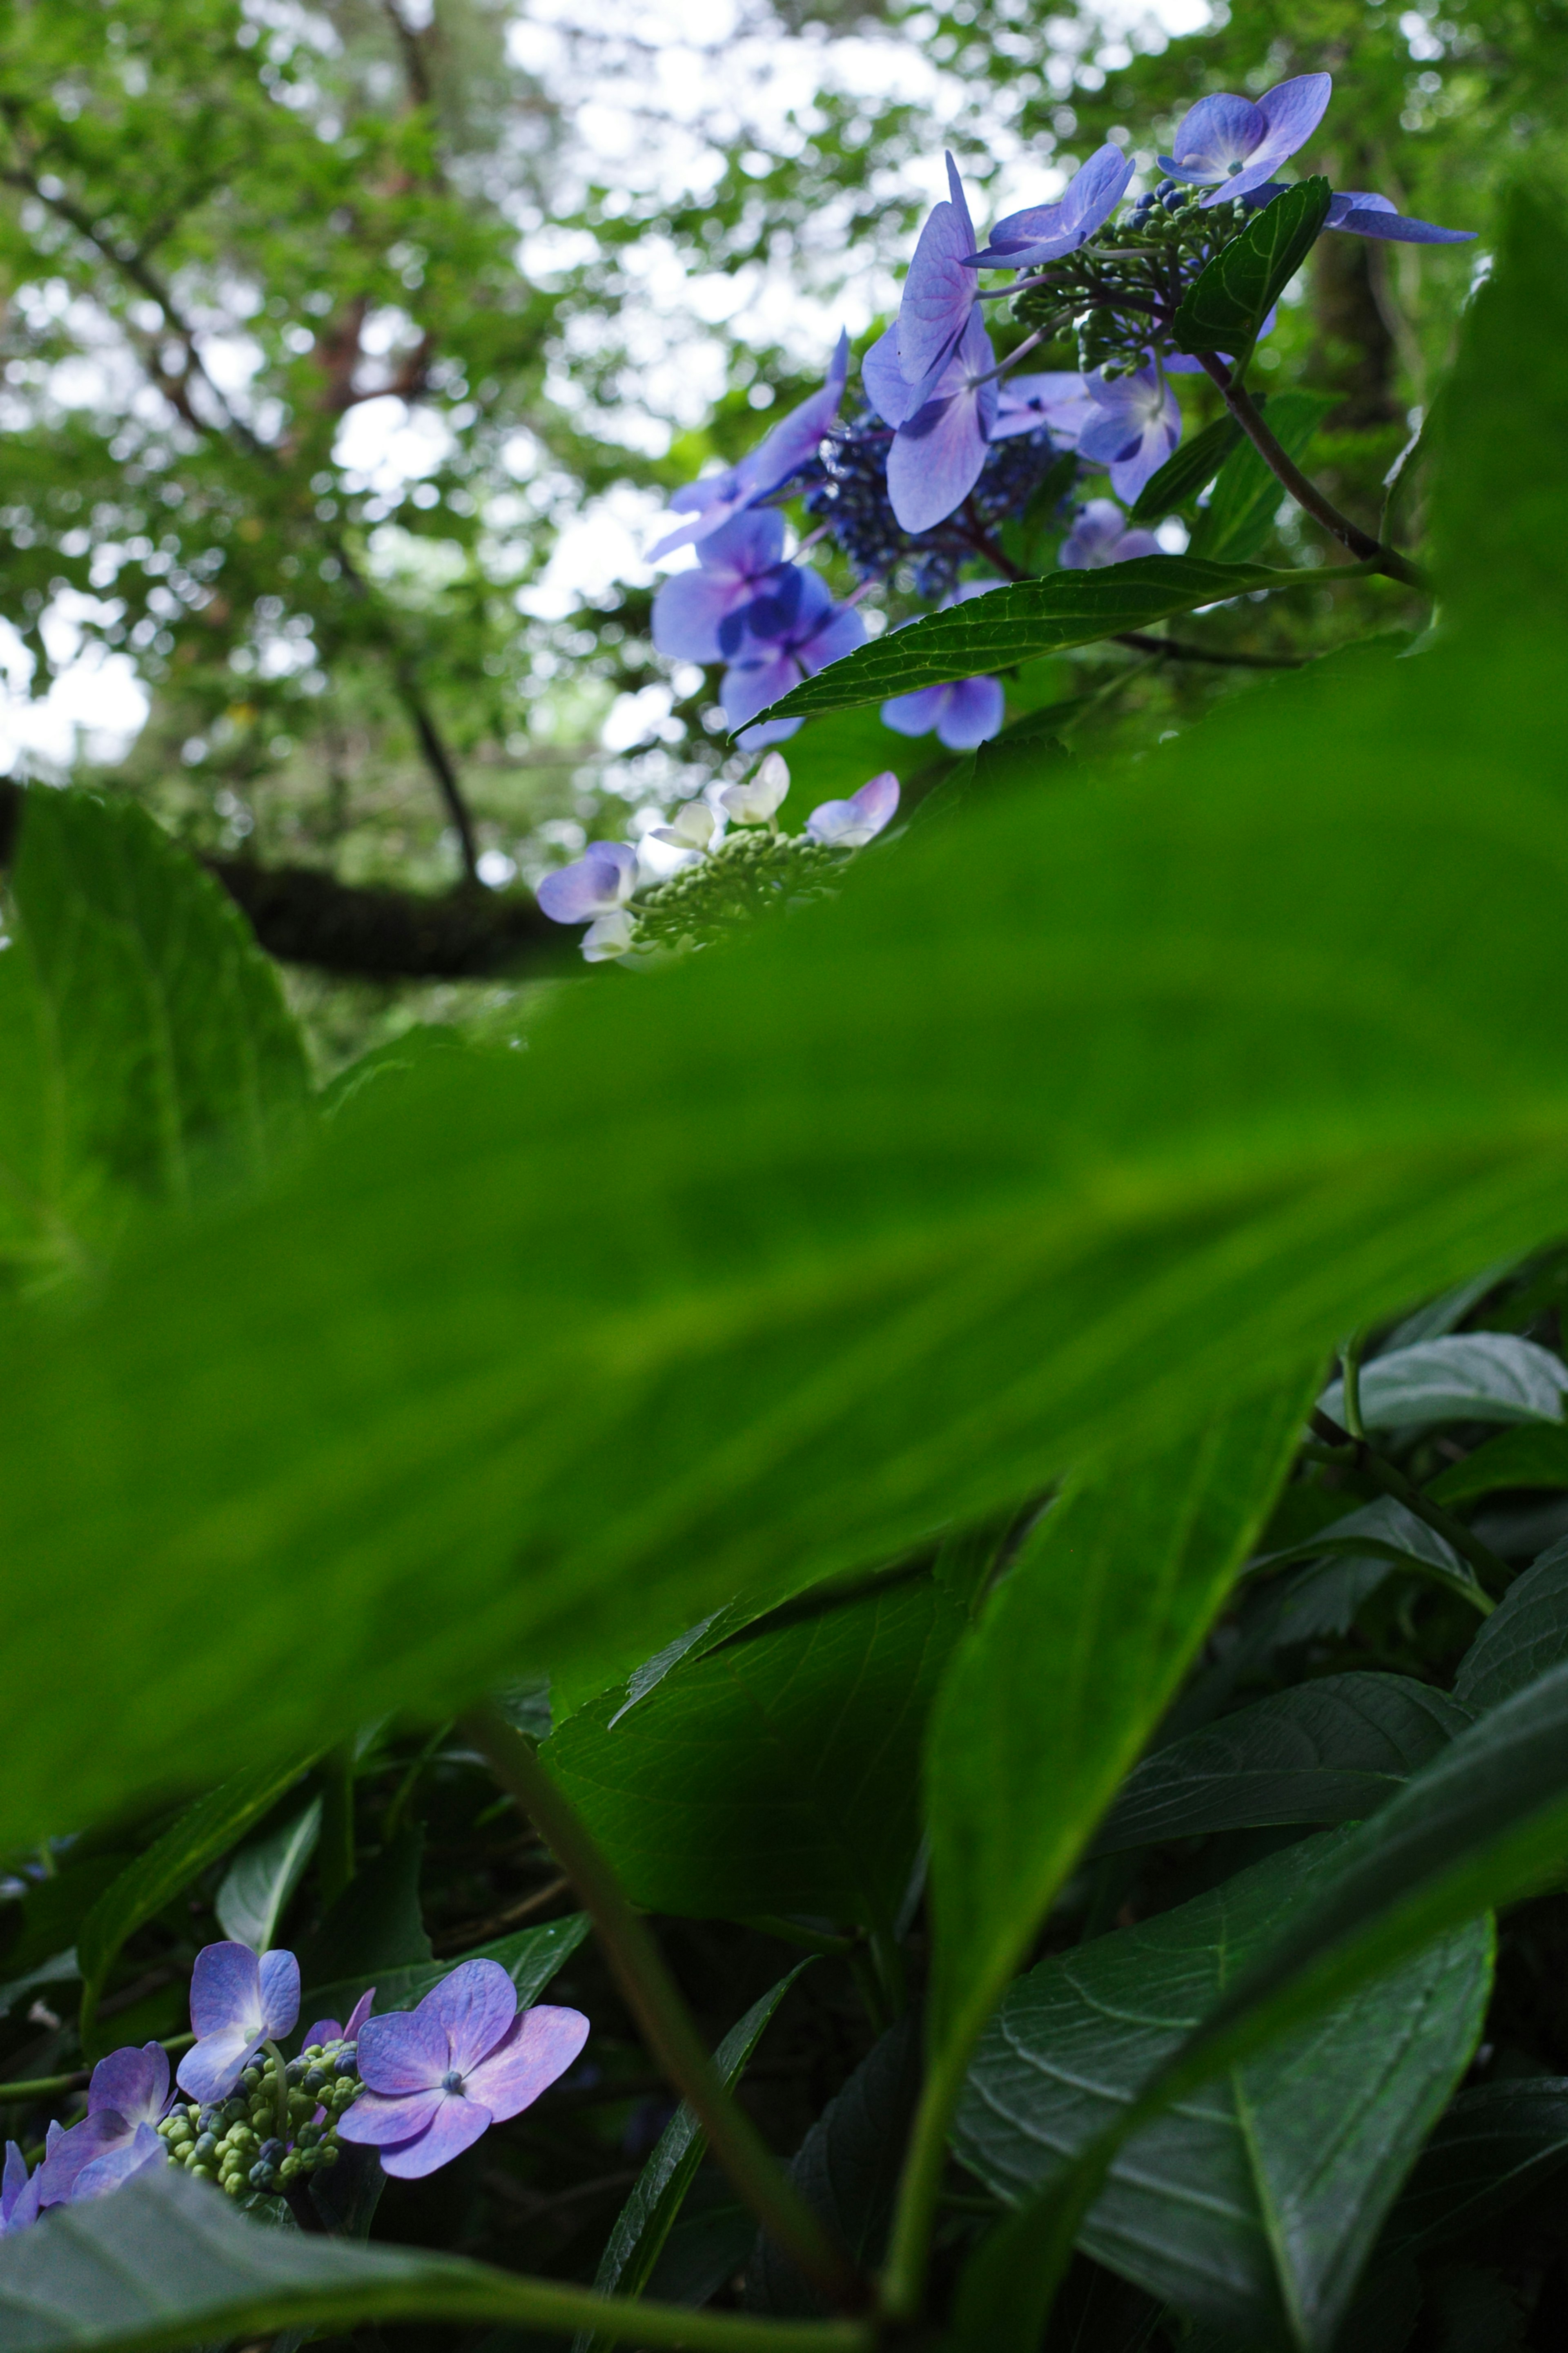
[{"xmin": 0, "ymin": 0, "xmax": 1559, "ymax": 1063}]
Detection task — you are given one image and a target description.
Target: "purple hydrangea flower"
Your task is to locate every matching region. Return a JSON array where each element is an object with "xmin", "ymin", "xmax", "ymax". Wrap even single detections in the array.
[
  {"xmin": 1077, "ymin": 366, "xmax": 1182, "ymax": 503},
  {"xmin": 806, "ymin": 770, "xmax": 900, "ymax": 848},
  {"xmin": 887, "ymin": 311, "xmax": 1000, "ymax": 533},
  {"xmin": 1060, "ymin": 499, "xmax": 1162, "ymax": 569},
  {"xmin": 650, "ymin": 335, "xmax": 849, "ymax": 561},
  {"xmin": 862, "ymin": 321, "xmax": 913, "ymax": 426},
  {"xmin": 989, "ymin": 370, "xmax": 1096, "ymax": 445},
  {"xmin": 301, "ymin": 1988, "xmax": 376, "ymax": 2052},
  {"xmin": 651, "ymin": 511, "xmax": 790, "ymax": 663},
  {"xmin": 176, "ymin": 1943, "xmax": 301, "ymax": 2106},
  {"xmin": 719, "ymin": 567, "xmax": 867, "ymax": 747},
  {"xmin": 67, "ymin": 2123, "xmax": 166, "ymax": 2204},
  {"xmin": 897, "ymin": 154, "xmax": 978, "ymax": 393},
  {"xmin": 1158, "ymin": 74, "xmax": 1332, "ymax": 209},
  {"xmin": 966, "ymin": 145, "xmax": 1135, "ymax": 269},
  {"xmin": 537, "ymin": 840, "xmax": 637, "ymax": 926},
  {"xmin": 881, "ymin": 675, "xmax": 1004, "ymax": 749},
  {"xmin": 336, "ymin": 1958, "xmax": 588, "ymax": 2180},
  {"xmin": 1324, "ymin": 189, "xmax": 1474, "ymax": 244}
]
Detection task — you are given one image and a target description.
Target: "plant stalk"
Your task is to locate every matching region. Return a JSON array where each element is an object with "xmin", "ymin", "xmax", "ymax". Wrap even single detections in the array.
[{"xmin": 463, "ymin": 1703, "xmax": 869, "ymax": 2314}]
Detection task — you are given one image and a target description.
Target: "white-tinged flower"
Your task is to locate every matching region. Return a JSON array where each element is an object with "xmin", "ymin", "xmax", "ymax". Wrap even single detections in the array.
[
  {"xmin": 536, "ymin": 842, "xmax": 637, "ymax": 925},
  {"xmin": 719, "ymin": 751, "xmax": 790, "ymax": 825},
  {"xmin": 581, "ymin": 911, "xmax": 638, "ymax": 962},
  {"xmin": 806, "ymin": 770, "xmax": 900, "ymax": 849},
  {"xmin": 651, "ymin": 801, "xmax": 724, "ymax": 854}
]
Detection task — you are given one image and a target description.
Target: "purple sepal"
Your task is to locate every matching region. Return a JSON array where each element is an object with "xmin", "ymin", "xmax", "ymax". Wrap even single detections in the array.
[
  {"xmin": 344, "ymin": 1988, "xmax": 376, "ymax": 2041},
  {"xmin": 990, "ymin": 370, "xmax": 1095, "ymax": 445},
  {"xmin": 651, "ymin": 511, "xmax": 789, "ymax": 661},
  {"xmin": 1076, "ymin": 367, "xmax": 1182, "ymax": 503},
  {"xmin": 887, "ymin": 312, "xmax": 999, "ymax": 533},
  {"xmin": 966, "ymin": 145, "xmax": 1134, "ymax": 268},
  {"xmin": 67, "ymin": 2123, "xmax": 166, "ymax": 2206},
  {"xmin": 649, "ymin": 334, "xmax": 848, "ymax": 560},
  {"xmin": 536, "ymin": 840, "xmax": 637, "ymax": 925},
  {"xmin": 1160, "ymin": 74, "xmax": 1332, "ymax": 207},
  {"xmin": 720, "ymin": 574, "xmax": 866, "ymax": 734},
  {"xmin": 806, "ymin": 770, "xmax": 900, "ymax": 847},
  {"xmin": 881, "ymin": 674, "xmax": 1004, "ymax": 749},
  {"xmin": 1, "ymin": 2141, "xmax": 39, "ymax": 2236},
  {"xmin": 1325, "ymin": 190, "xmax": 1474, "ymax": 243},
  {"xmin": 862, "ymin": 323, "xmax": 913, "ymax": 426},
  {"xmin": 88, "ymin": 2044, "xmax": 170, "ymax": 2130},
  {"xmin": 1060, "ymin": 499, "xmax": 1162, "ymax": 569},
  {"xmin": 895, "ymin": 152, "xmax": 978, "ymax": 389}
]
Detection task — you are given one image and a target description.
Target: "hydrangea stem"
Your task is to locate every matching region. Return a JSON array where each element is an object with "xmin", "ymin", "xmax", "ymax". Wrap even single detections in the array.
[
  {"xmin": 463, "ymin": 1703, "xmax": 871, "ymax": 2315},
  {"xmin": 264, "ymin": 2038, "xmax": 291, "ymax": 2141},
  {"xmin": 1199, "ymin": 357, "xmax": 1425, "ymax": 588}
]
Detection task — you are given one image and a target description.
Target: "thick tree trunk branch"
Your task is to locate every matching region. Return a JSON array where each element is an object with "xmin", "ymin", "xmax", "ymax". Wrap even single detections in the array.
[{"xmin": 0, "ymin": 782, "xmax": 569, "ymax": 979}]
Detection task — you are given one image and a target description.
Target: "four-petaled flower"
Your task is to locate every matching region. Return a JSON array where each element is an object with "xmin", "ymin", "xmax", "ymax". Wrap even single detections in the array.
[
  {"xmin": 965, "ymin": 145, "xmax": 1134, "ymax": 269},
  {"xmin": 536, "ymin": 841, "xmax": 639, "ymax": 959},
  {"xmin": 1158, "ymin": 74, "xmax": 1332, "ymax": 208},
  {"xmin": 651, "ymin": 512, "xmax": 792, "ymax": 663},
  {"xmin": 1059, "ymin": 499, "xmax": 1162, "ymax": 569},
  {"xmin": 989, "ymin": 370, "xmax": 1096, "ymax": 445},
  {"xmin": 651, "ymin": 799, "xmax": 725, "ymax": 856},
  {"xmin": 806, "ymin": 771, "xmax": 901, "ymax": 848},
  {"xmin": 718, "ymin": 569, "xmax": 867, "ymax": 747},
  {"xmin": 1076, "ymin": 367, "xmax": 1182, "ymax": 503},
  {"xmin": 719, "ymin": 751, "xmax": 791, "ymax": 826},
  {"xmin": 177, "ymin": 1943, "xmax": 301, "ymax": 2106},
  {"xmin": 881, "ymin": 676, "xmax": 1004, "ymax": 748},
  {"xmin": 336, "ymin": 1958, "xmax": 589, "ymax": 2180}
]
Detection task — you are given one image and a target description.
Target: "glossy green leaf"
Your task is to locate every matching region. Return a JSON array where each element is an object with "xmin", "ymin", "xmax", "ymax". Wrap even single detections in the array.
[
  {"xmin": 1246, "ymin": 1496, "xmax": 1488, "ymax": 1613},
  {"xmin": 77, "ymin": 1756, "xmax": 313, "ymax": 2052},
  {"xmin": 1453, "ymin": 1535, "xmax": 1568, "ymax": 1711},
  {"xmin": 953, "ymin": 1834, "xmax": 1492, "ymax": 2347},
  {"xmin": 0, "ymin": 788, "xmax": 308, "ymax": 1286},
  {"xmin": 1318, "ymin": 1333, "xmax": 1568, "ymax": 1431},
  {"xmin": 1379, "ymin": 2079, "xmax": 1568, "ymax": 2257},
  {"xmin": 573, "ymin": 1965, "xmax": 808, "ymax": 2351},
  {"xmin": 297, "ymin": 1912, "xmax": 588, "ymax": 2045},
  {"xmin": 926, "ymin": 1382, "xmax": 1316, "ymax": 2063},
  {"xmin": 1126, "ymin": 413, "xmax": 1243, "ymax": 526},
  {"xmin": 1185, "ymin": 391, "xmax": 1339, "ymax": 563},
  {"xmin": 1173, "ymin": 180, "xmax": 1333, "ymax": 354},
  {"xmin": 1428, "ymin": 1422, "xmax": 1568, "ymax": 1505},
  {"xmin": 546, "ymin": 1573, "xmax": 964, "ymax": 1925},
  {"xmin": 0, "ymin": 2166, "xmax": 862, "ymax": 2353},
  {"xmin": 748, "ymin": 556, "xmax": 1306, "ymax": 724},
  {"xmin": 1091, "ymin": 1673, "xmax": 1469, "ymax": 1853},
  {"xmin": 214, "ymin": 1799, "xmax": 322, "ymax": 1955},
  {"xmin": 748, "ymin": 2013, "xmax": 922, "ymax": 2320}
]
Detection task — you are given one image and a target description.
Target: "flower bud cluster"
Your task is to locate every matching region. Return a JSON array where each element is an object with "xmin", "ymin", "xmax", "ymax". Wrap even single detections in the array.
[
  {"xmin": 158, "ymin": 2041, "xmax": 362, "ymax": 2199},
  {"xmin": 633, "ymin": 826, "xmax": 849, "ymax": 954}
]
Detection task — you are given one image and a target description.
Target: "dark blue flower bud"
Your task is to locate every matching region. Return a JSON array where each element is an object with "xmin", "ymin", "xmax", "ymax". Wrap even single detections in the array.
[
  {"xmin": 193, "ymin": 2132, "xmax": 218, "ymax": 2162},
  {"xmin": 259, "ymin": 2137, "xmax": 286, "ymax": 2166}
]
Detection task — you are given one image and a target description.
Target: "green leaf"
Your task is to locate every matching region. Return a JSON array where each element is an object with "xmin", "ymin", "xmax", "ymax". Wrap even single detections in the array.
[
  {"xmin": 0, "ymin": 1858, "xmax": 126, "ymax": 1985},
  {"xmin": 545, "ymin": 1572, "xmax": 964, "ymax": 1925},
  {"xmin": 1173, "ymin": 181, "xmax": 1334, "ymax": 355},
  {"xmin": 1092, "ymin": 1672, "xmax": 1470, "ymax": 1854},
  {"xmin": 1126, "ymin": 412, "xmax": 1243, "ymax": 526},
  {"xmin": 952, "ymin": 1834, "xmax": 1492, "ymax": 2348},
  {"xmin": 1453, "ymin": 1536, "xmax": 1568, "ymax": 1711},
  {"xmin": 747, "ymin": 2013, "xmax": 922, "ymax": 2319},
  {"xmin": 77, "ymin": 1756, "xmax": 313, "ymax": 2053},
  {"xmin": 1185, "ymin": 391, "xmax": 1340, "ymax": 563},
  {"xmin": 0, "ymin": 2166, "xmax": 862, "ymax": 2353},
  {"xmin": 747, "ymin": 557, "xmax": 1307, "ymax": 725},
  {"xmin": 1379, "ymin": 2079, "xmax": 1568, "ymax": 2257},
  {"xmin": 297, "ymin": 1911, "xmax": 588, "ymax": 2044},
  {"xmin": 1428, "ymin": 1423, "xmax": 1568, "ymax": 1505},
  {"xmin": 0, "ymin": 789, "xmax": 308, "ymax": 1285},
  {"xmin": 572, "ymin": 1965, "xmax": 808, "ymax": 2351},
  {"xmin": 1246, "ymin": 1496, "xmax": 1488, "ymax": 1614},
  {"xmin": 298, "ymin": 1824, "xmax": 430, "ymax": 1993},
  {"xmin": 214, "ymin": 1799, "xmax": 322, "ymax": 1955},
  {"xmin": 926, "ymin": 1382, "xmax": 1314, "ymax": 2065},
  {"xmin": 1318, "ymin": 1333, "xmax": 1568, "ymax": 1431}
]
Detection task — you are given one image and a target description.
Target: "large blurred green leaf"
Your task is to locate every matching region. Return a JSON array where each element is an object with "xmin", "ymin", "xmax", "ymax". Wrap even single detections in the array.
[
  {"xmin": 953, "ymin": 1836, "xmax": 1490, "ymax": 2347},
  {"xmin": 749, "ymin": 557, "xmax": 1304, "ymax": 724},
  {"xmin": 0, "ymin": 2166, "xmax": 862, "ymax": 2353},
  {"xmin": 0, "ymin": 190, "xmax": 1564, "ymax": 1851},
  {"xmin": 546, "ymin": 1573, "xmax": 962, "ymax": 1924},
  {"xmin": 0, "ymin": 789, "xmax": 308, "ymax": 1285},
  {"xmin": 925, "ymin": 1385, "xmax": 1310, "ymax": 2065}
]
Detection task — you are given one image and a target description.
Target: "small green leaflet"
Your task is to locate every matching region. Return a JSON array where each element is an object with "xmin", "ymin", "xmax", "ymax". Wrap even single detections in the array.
[
  {"xmin": 1187, "ymin": 392, "xmax": 1339, "ymax": 563},
  {"xmin": 215, "ymin": 1799, "xmax": 322, "ymax": 1955},
  {"xmin": 1173, "ymin": 179, "xmax": 1333, "ymax": 355},
  {"xmin": 571, "ymin": 1965, "xmax": 808, "ymax": 2351},
  {"xmin": 1429, "ymin": 1421, "xmax": 1568, "ymax": 1504},
  {"xmin": 747, "ymin": 557, "xmax": 1309, "ymax": 727},
  {"xmin": 1453, "ymin": 1536, "xmax": 1568, "ymax": 1712},
  {"xmin": 1127, "ymin": 412, "xmax": 1243, "ymax": 526}
]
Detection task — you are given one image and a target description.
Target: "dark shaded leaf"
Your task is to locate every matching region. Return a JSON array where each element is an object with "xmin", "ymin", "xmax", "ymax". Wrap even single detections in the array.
[
  {"xmin": 746, "ymin": 2012, "xmax": 922, "ymax": 2318},
  {"xmin": 296, "ymin": 1912, "xmax": 588, "ymax": 2047},
  {"xmin": 1186, "ymin": 392, "xmax": 1339, "ymax": 563},
  {"xmin": 750, "ymin": 557, "xmax": 1306, "ymax": 724},
  {"xmin": 1318, "ymin": 1334, "xmax": 1568, "ymax": 1432},
  {"xmin": 1379, "ymin": 2080, "xmax": 1568, "ymax": 2258},
  {"xmin": 1428, "ymin": 1423, "xmax": 1568, "ymax": 1505},
  {"xmin": 1247, "ymin": 1495, "xmax": 1486, "ymax": 1613},
  {"xmin": 1092, "ymin": 1673, "xmax": 1469, "ymax": 1853},
  {"xmin": 546, "ymin": 1575, "xmax": 963, "ymax": 1925},
  {"xmin": 298, "ymin": 1824, "xmax": 430, "ymax": 1992},
  {"xmin": 1173, "ymin": 181, "xmax": 1334, "ymax": 354},
  {"xmin": 1453, "ymin": 1536, "xmax": 1568, "ymax": 1711},
  {"xmin": 953, "ymin": 1833, "xmax": 1491, "ymax": 2347},
  {"xmin": 1127, "ymin": 413, "xmax": 1243, "ymax": 526},
  {"xmin": 215, "ymin": 1800, "xmax": 321, "ymax": 1955}
]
